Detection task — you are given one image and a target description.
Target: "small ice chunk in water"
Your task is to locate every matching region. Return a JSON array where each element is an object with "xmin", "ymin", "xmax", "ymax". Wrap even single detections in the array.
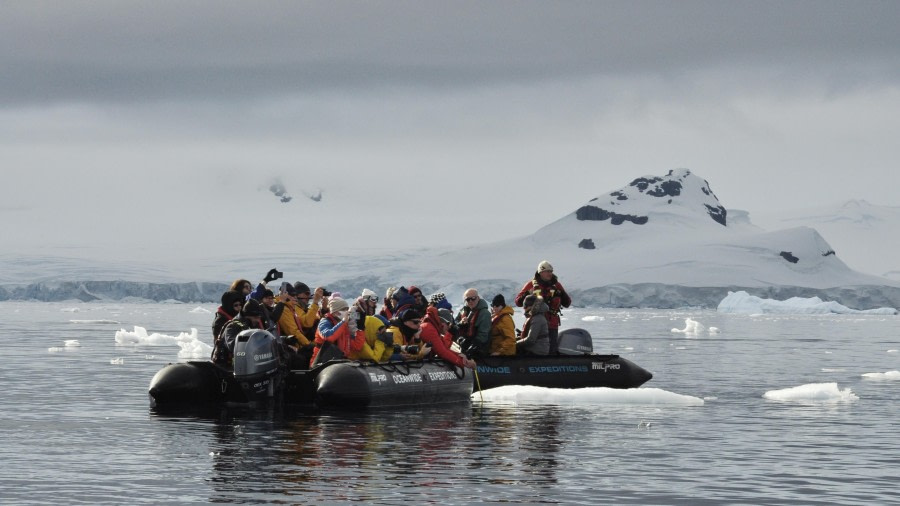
[
  {"xmin": 861, "ymin": 371, "xmax": 900, "ymax": 381},
  {"xmin": 64, "ymin": 340, "xmax": 81, "ymax": 347},
  {"xmin": 671, "ymin": 318, "xmax": 705, "ymax": 335},
  {"xmin": 110, "ymin": 358, "xmax": 125, "ymax": 365}
]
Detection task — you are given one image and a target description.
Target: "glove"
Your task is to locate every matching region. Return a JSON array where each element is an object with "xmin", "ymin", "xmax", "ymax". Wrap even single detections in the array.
[
  {"xmin": 263, "ymin": 268, "xmax": 279, "ymax": 283},
  {"xmin": 378, "ymin": 330, "xmax": 394, "ymax": 346},
  {"xmin": 356, "ymin": 313, "xmax": 367, "ymax": 331}
]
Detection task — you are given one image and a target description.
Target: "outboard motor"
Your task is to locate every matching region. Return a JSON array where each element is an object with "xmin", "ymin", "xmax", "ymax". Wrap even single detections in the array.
[
  {"xmin": 232, "ymin": 329, "xmax": 283, "ymax": 402},
  {"xmin": 557, "ymin": 328, "xmax": 594, "ymax": 355}
]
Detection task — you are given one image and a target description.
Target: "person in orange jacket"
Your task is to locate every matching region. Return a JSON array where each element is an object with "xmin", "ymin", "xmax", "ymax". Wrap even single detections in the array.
[
  {"xmin": 310, "ymin": 297, "xmax": 366, "ymax": 366},
  {"xmin": 488, "ymin": 294, "xmax": 516, "ymax": 356}
]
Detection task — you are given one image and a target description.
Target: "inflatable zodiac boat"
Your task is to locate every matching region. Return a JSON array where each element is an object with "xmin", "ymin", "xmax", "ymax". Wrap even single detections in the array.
[
  {"xmin": 472, "ymin": 328, "xmax": 653, "ymax": 390},
  {"xmin": 148, "ymin": 328, "xmax": 652, "ymax": 410},
  {"xmin": 148, "ymin": 329, "xmax": 474, "ymax": 410}
]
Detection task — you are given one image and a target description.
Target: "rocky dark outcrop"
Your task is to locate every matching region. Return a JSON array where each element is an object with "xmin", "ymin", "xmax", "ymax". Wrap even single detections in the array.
[
  {"xmin": 705, "ymin": 204, "xmax": 727, "ymax": 226},
  {"xmin": 578, "ymin": 239, "xmax": 596, "ymax": 249},
  {"xmin": 576, "ymin": 205, "xmax": 649, "ymax": 225},
  {"xmin": 780, "ymin": 251, "xmax": 800, "ymax": 263}
]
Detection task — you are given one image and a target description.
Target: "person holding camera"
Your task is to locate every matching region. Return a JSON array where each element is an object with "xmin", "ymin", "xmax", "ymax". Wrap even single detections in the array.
[
  {"xmin": 385, "ymin": 308, "xmax": 428, "ymax": 361},
  {"xmin": 419, "ymin": 306, "xmax": 476, "ymax": 369},
  {"xmin": 291, "ymin": 282, "xmax": 326, "ymax": 340},
  {"xmin": 310, "ymin": 297, "xmax": 366, "ymax": 366},
  {"xmin": 274, "ymin": 282, "xmax": 317, "ymax": 366}
]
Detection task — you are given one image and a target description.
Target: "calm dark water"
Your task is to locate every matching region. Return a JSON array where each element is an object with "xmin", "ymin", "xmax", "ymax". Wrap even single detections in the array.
[{"xmin": 1, "ymin": 302, "xmax": 897, "ymax": 505}]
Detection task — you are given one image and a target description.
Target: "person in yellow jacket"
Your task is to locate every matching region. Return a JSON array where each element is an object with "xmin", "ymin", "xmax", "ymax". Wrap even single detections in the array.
[
  {"xmin": 276, "ymin": 283, "xmax": 323, "ymax": 339},
  {"xmin": 385, "ymin": 308, "xmax": 429, "ymax": 361},
  {"xmin": 274, "ymin": 282, "xmax": 322, "ymax": 366},
  {"xmin": 489, "ymin": 294, "xmax": 517, "ymax": 356},
  {"xmin": 347, "ymin": 314, "xmax": 394, "ymax": 362}
]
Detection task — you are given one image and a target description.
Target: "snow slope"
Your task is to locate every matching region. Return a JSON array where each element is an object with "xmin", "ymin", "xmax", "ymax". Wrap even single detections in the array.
[{"xmin": 2, "ymin": 169, "xmax": 898, "ymax": 308}]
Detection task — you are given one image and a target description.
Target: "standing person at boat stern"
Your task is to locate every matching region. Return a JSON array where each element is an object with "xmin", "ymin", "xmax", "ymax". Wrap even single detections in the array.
[
  {"xmin": 455, "ymin": 288, "xmax": 491, "ymax": 357},
  {"xmin": 515, "ymin": 261, "xmax": 572, "ymax": 355}
]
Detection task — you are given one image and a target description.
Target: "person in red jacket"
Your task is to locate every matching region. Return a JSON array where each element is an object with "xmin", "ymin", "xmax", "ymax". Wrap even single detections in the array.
[
  {"xmin": 419, "ymin": 306, "xmax": 476, "ymax": 369},
  {"xmin": 514, "ymin": 260, "xmax": 572, "ymax": 355},
  {"xmin": 310, "ymin": 297, "xmax": 366, "ymax": 366}
]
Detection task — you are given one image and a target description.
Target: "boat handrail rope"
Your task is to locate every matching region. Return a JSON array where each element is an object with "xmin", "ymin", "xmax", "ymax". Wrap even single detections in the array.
[{"xmin": 474, "ymin": 367, "xmax": 483, "ymax": 403}]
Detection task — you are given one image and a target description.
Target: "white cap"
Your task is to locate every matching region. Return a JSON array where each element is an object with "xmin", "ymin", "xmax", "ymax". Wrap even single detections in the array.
[
  {"xmin": 361, "ymin": 288, "xmax": 377, "ymax": 299},
  {"xmin": 537, "ymin": 260, "xmax": 553, "ymax": 273}
]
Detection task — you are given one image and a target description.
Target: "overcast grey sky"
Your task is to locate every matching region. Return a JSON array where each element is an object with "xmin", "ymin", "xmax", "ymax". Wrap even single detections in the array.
[{"xmin": 3, "ymin": 1, "xmax": 900, "ymax": 261}]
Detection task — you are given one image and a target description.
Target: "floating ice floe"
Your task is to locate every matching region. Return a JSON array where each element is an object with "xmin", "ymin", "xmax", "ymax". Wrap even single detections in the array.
[
  {"xmin": 861, "ymin": 371, "xmax": 900, "ymax": 381},
  {"xmin": 718, "ymin": 291, "xmax": 898, "ymax": 315},
  {"xmin": 581, "ymin": 315, "xmax": 604, "ymax": 322},
  {"xmin": 64, "ymin": 340, "xmax": 81, "ymax": 347},
  {"xmin": 670, "ymin": 318, "xmax": 712, "ymax": 336},
  {"xmin": 189, "ymin": 306, "xmax": 212, "ymax": 314},
  {"xmin": 114, "ymin": 326, "xmax": 210, "ymax": 359},
  {"xmin": 70, "ymin": 319, "xmax": 120, "ymax": 324},
  {"xmin": 763, "ymin": 382, "xmax": 858, "ymax": 402},
  {"xmin": 61, "ymin": 308, "xmax": 80, "ymax": 313},
  {"xmin": 474, "ymin": 385, "xmax": 704, "ymax": 406},
  {"xmin": 110, "ymin": 358, "xmax": 125, "ymax": 365}
]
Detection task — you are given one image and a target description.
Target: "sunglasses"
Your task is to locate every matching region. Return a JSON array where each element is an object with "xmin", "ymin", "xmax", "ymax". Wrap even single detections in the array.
[
  {"xmin": 363, "ymin": 295, "xmax": 379, "ymax": 302},
  {"xmin": 465, "ymin": 296, "xmax": 477, "ymax": 302}
]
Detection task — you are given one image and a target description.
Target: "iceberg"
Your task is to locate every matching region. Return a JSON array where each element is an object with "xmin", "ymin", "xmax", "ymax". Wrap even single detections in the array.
[{"xmin": 717, "ymin": 291, "xmax": 897, "ymax": 315}]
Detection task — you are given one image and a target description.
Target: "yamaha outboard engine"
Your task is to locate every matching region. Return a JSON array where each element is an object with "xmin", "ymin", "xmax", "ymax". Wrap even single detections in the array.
[
  {"xmin": 232, "ymin": 329, "xmax": 283, "ymax": 402},
  {"xmin": 557, "ymin": 328, "xmax": 594, "ymax": 355}
]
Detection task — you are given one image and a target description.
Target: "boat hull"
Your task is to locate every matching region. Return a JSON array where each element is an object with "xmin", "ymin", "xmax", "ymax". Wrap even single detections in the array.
[
  {"xmin": 473, "ymin": 354, "xmax": 652, "ymax": 390},
  {"xmin": 314, "ymin": 360, "xmax": 474, "ymax": 409},
  {"xmin": 148, "ymin": 359, "xmax": 473, "ymax": 410}
]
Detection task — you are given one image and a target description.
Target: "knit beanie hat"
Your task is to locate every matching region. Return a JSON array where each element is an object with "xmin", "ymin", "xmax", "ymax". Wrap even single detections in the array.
[
  {"xmin": 293, "ymin": 282, "xmax": 311, "ymax": 295},
  {"xmin": 221, "ymin": 290, "xmax": 243, "ymax": 307},
  {"xmin": 429, "ymin": 292, "xmax": 446, "ymax": 306},
  {"xmin": 242, "ymin": 299, "xmax": 263, "ymax": 317},
  {"xmin": 280, "ymin": 281, "xmax": 298, "ymax": 296},
  {"xmin": 328, "ymin": 297, "xmax": 350, "ymax": 314},
  {"xmin": 491, "ymin": 294, "xmax": 506, "ymax": 307},
  {"xmin": 537, "ymin": 260, "xmax": 553, "ymax": 273},
  {"xmin": 523, "ymin": 294, "xmax": 538, "ymax": 307},
  {"xmin": 399, "ymin": 308, "xmax": 423, "ymax": 322},
  {"xmin": 438, "ymin": 308, "xmax": 454, "ymax": 324}
]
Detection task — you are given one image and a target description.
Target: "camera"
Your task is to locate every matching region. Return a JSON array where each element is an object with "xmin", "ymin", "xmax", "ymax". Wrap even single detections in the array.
[
  {"xmin": 321, "ymin": 288, "xmax": 332, "ymax": 297},
  {"xmin": 271, "ymin": 269, "xmax": 283, "ymax": 280},
  {"xmin": 404, "ymin": 345, "xmax": 419, "ymax": 355}
]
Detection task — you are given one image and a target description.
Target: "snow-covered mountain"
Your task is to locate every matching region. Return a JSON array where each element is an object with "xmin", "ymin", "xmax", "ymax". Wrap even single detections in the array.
[
  {"xmin": 2, "ymin": 169, "xmax": 898, "ymax": 308},
  {"xmin": 755, "ymin": 200, "xmax": 900, "ymax": 280}
]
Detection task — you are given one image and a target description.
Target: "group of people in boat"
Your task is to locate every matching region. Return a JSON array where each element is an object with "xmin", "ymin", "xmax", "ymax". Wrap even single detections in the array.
[{"xmin": 210, "ymin": 260, "xmax": 571, "ymax": 371}]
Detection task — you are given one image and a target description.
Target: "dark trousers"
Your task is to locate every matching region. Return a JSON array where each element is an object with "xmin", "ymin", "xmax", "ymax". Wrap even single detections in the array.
[{"xmin": 549, "ymin": 327, "xmax": 559, "ymax": 355}]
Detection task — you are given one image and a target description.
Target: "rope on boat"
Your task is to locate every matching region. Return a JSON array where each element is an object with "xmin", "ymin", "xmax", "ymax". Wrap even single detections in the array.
[{"xmin": 473, "ymin": 367, "xmax": 483, "ymax": 403}]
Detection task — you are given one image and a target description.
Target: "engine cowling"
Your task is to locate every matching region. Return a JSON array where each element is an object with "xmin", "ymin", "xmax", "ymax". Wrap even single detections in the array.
[{"xmin": 233, "ymin": 329, "xmax": 282, "ymax": 400}]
